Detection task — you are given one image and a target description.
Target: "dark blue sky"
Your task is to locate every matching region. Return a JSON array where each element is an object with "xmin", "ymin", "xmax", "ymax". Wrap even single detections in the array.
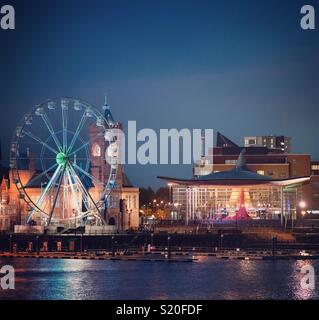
[{"xmin": 0, "ymin": 0, "xmax": 318, "ymax": 188}]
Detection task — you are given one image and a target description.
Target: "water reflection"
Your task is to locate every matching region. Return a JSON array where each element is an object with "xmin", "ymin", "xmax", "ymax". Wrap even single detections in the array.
[
  {"xmin": 292, "ymin": 260, "xmax": 317, "ymax": 300},
  {"xmin": 0, "ymin": 257, "xmax": 318, "ymax": 300}
]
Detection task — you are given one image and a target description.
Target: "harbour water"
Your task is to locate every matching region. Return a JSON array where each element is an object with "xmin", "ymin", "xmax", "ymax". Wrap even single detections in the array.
[{"xmin": 0, "ymin": 257, "xmax": 318, "ymax": 300}]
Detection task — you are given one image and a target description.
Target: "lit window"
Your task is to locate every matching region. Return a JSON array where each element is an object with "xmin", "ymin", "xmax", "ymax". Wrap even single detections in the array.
[
  {"xmin": 133, "ymin": 196, "xmax": 137, "ymax": 209},
  {"xmin": 92, "ymin": 143, "xmax": 101, "ymax": 157},
  {"xmin": 257, "ymin": 170, "xmax": 265, "ymax": 175},
  {"xmin": 225, "ymin": 160, "xmax": 237, "ymax": 164}
]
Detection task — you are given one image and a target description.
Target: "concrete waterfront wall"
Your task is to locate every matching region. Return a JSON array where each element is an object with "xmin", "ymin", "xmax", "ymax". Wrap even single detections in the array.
[
  {"xmin": 0, "ymin": 233, "xmax": 239, "ymax": 252},
  {"xmin": 0, "ymin": 230, "xmax": 318, "ymax": 253}
]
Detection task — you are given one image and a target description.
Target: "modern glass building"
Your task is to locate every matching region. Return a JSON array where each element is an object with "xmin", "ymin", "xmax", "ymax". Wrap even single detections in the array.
[{"xmin": 159, "ymin": 150, "xmax": 310, "ymax": 225}]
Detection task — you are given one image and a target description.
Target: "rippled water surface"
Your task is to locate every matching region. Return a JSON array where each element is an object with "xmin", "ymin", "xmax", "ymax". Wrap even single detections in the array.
[{"xmin": 0, "ymin": 257, "xmax": 318, "ymax": 300}]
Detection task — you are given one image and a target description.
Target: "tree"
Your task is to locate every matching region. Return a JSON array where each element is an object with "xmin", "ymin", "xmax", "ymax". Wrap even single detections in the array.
[
  {"xmin": 139, "ymin": 187, "xmax": 155, "ymax": 206},
  {"xmin": 155, "ymin": 187, "xmax": 169, "ymax": 202}
]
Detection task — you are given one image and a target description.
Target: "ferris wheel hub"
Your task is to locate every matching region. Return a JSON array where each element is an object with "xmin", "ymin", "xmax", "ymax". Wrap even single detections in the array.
[{"xmin": 56, "ymin": 152, "xmax": 67, "ymax": 166}]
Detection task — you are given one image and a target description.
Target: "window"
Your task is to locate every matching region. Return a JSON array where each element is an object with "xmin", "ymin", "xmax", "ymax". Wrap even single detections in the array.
[
  {"xmin": 123, "ymin": 196, "xmax": 130, "ymax": 209},
  {"xmin": 225, "ymin": 160, "xmax": 237, "ymax": 164},
  {"xmin": 92, "ymin": 143, "xmax": 101, "ymax": 157},
  {"xmin": 257, "ymin": 170, "xmax": 265, "ymax": 175},
  {"xmin": 133, "ymin": 196, "xmax": 137, "ymax": 209},
  {"xmin": 312, "ymin": 165, "xmax": 319, "ymax": 171},
  {"xmin": 267, "ymin": 170, "xmax": 274, "ymax": 176},
  {"xmin": 245, "ymin": 138, "xmax": 256, "ymax": 145}
]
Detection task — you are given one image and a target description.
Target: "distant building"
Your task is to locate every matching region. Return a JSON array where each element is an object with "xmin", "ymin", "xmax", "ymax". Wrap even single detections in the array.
[
  {"xmin": 159, "ymin": 150, "xmax": 310, "ymax": 223},
  {"xmin": 311, "ymin": 160, "xmax": 319, "ymax": 176},
  {"xmin": 244, "ymin": 135, "xmax": 291, "ymax": 153},
  {"xmin": 88, "ymin": 100, "xmax": 139, "ymax": 230},
  {"xmin": 170, "ymin": 132, "xmax": 319, "ymax": 219}
]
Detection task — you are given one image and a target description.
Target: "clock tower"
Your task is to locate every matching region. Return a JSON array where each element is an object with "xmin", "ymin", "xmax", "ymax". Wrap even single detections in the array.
[{"xmin": 88, "ymin": 96, "xmax": 124, "ymax": 223}]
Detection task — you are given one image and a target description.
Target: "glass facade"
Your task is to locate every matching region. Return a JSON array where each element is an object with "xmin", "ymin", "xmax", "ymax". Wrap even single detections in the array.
[{"xmin": 172, "ymin": 184, "xmax": 300, "ymax": 222}]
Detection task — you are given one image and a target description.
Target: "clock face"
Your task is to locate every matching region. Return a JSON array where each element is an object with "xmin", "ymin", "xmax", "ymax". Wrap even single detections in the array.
[{"xmin": 92, "ymin": 143, "xmax": 101, "ymax": 157}]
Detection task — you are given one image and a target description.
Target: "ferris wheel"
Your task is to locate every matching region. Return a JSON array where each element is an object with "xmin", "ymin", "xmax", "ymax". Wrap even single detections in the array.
[{"xmin": 10, "ymin": 97, "xmax": 119, "ymax": 227}]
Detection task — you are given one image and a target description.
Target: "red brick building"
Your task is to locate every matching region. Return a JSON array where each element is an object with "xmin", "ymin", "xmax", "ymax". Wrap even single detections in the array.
[{"xmin": 193, "ymin": 133, "xmax": 319, "ymax": 214}]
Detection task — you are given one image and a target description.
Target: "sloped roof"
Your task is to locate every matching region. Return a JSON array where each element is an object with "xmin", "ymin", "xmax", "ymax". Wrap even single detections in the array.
[
  {"xmin": 158, "ymin": 149, "xmax": 310, "ymax": 186},
  {"xmin": 25, "ymin": 166, "xmax": 94, "ymax": 189},
  {"xmin": 0, "ymin": 166, "xmax": 10, "ymax": 185},
  {"xmin": 216, "ymin": 132, "xmax": 239, "ymax": 148},
  {"xmin": 201, "ymin": 149, "xmax": 271, "ymax": 181},
  {"xmin": 25, "ymin": 170, "xmax": 53, "ymax": 188},
  {"xmin": 123, "ymin": 173, "xmax": 134, "ymax": 187},
  {"xmin": 102, "ymin": 96, "xmax": 115, "ymax": 126}
]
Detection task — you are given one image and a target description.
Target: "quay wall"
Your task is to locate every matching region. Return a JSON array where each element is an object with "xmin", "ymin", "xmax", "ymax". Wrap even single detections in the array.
[{"xmin": 0, "ymin": 230, "xmax": 319, "ymax": 252}]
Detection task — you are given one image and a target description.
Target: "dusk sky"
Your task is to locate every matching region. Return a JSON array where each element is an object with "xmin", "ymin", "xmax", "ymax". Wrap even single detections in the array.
[{"xmin": 0, "ymin": 0, "xmax": 318, "ymax": 188}]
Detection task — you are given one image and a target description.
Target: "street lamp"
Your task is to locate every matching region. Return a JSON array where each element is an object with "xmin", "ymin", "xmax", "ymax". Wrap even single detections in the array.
[
  {"xmin": 299, "ymin": 201, "xmax": 306, "ymax": 209},
  {"xmin": 168, "ymin": 183, "xmax": 173, "ymax": 204},
  {"xmin": 299, "ymin": 201, "xmax": 307, "ymax": 228},
  {"xmin": 301, "ymin": 210, "xmax": 306, "ymax": 229}
]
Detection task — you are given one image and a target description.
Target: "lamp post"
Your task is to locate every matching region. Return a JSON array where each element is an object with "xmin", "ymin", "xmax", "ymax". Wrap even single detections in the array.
[
  {"xmin": 153, "ymin": 199, "xmax": 157, "ymax": 213},
  {"xmin": 111, "ymin": 236, "xmax": 115, "ymax": 256},
  {"xmin": 301, "ymin": 210, "xmax": 306, "ymax": 229},
  {"xmin": 9, "ymin": 234, "xmax": 13, "ymax": 253},
  {"xmin": 168, "ymin": 183, "xmax": 172, "ymax": 204},
  {"xmin": 299, "ymin": 201, "xmax": 307, "ymax": 229},
  {"xmin": 167, "ymin": 236, "xmax": 171, "ymax": 260},
  {"xmin": 220, "ymin": 233, "xmax": 224, "ymax": 249},
  {"xmin": 36, "ymin": 235, "xmax": 40, "ymax": 255}
]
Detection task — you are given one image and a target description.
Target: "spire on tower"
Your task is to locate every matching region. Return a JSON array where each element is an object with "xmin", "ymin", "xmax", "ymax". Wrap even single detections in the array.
[
  {"xmin": 102, "ymin": 91, "xmax": 110, "ymax": 111},
  {"xmin": 102, "ymin": 92, "xmax": 114, "ymax": 124}
]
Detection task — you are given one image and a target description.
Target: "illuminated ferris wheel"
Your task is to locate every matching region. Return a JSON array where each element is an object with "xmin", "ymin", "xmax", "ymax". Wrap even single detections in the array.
[{"xmin": 10, "ymin": 97, "xmax": 119, "ymax": 227}]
